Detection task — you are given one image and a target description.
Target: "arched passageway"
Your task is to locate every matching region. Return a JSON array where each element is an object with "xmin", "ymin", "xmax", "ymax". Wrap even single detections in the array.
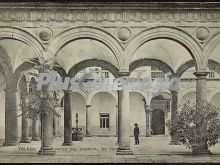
[
  {"xmin": 71, "ymin": 92, "xmax": 86, "ymax": 135},
  {"xmin": 90, "ymin": 92, "xmax": 117, "ymax": 136},
  {"xmin": 151, "ymin": 109, "xmax": 165, "ymax": 135},
  {"xmin": 129, "ymin": 92, "xmax": 146, "ymax": 136},
  {"xmin": 150, "ymin": 93, "xmax": 171, "ymax": 136}
]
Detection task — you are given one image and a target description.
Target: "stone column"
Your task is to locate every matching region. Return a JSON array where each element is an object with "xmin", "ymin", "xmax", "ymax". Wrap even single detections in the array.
[
  {"xmin": 145, "ymin": 105, "xmax": 152, "ymax": 137},
  {"xmin": 193, "ymin": 71, "xmax": 210, "ymax": 154},
  {"xmin": 31, "ymin": 118, "xmax": 40, "ymax": 141},
  {"xmin": 57, "ymin": 113, "xmax": 61, "ymax": 137},
  {"xmin": 193, "ymin": 71, "xmax": 209, "ymax": 103},
  {"xmin": 53, "ymin": 107, "xmax": 60, "ymax": 137},
  {"xmin": 149, "ymin": 111, "xmax": 152, "ymax": 134},
  {"xmin": 38, "ymin": 84, "xmax": 55, "ymax": 155},
  {"xmin": 62, "ymin": 90, "xmax": 73, "ymax": 146},
  {"xmin": 20, "ymin": 96, "xmax": 30, "ymax": 143},
  {"xmin": 38, "ymin": 111, "xmax": 55, "ymax": 155},
  {"xmin": 53, "ymin": 116, "xmax": 59, "ymax": 137},
  {"xmin": 165, "ymin": 115, "xmax": 169, "ymax": 136},
  {"xmin": 116, "ymin": 72, "xmax": 133, "ymax": 155},
  {"xmin": 116, "ymin": 105, "xmax": 118, "ymax": 137},
  {"xmin": 4, "ymin": 88, "xmax": 18, "ymax": 146},
  {"xmin": 169, "ymin": 90, "xmax": 180, "ymax": 145},
  {"xmin": 85, "ymin": 105, "xmax": 92, "ymax": 136}
]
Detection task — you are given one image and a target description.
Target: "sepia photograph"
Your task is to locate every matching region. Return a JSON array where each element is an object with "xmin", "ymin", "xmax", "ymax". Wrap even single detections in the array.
[{"xmin": 0, "ymin": 0, "xmax": 220, "ymax": 163}]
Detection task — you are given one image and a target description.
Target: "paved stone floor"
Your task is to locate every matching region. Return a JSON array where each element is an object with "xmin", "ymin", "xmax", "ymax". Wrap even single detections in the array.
[{"xmin": 0, "ymin": 135, "xmax": 220, "ymax": 163}]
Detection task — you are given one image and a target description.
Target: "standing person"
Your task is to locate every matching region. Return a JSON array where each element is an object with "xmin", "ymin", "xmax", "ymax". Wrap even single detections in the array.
[{"xmin": 134, "ymin": 123, "xmax": 139, "ymax": 145}]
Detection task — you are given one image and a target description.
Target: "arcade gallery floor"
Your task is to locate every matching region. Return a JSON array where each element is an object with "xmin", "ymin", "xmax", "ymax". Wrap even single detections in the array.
[{"xmin": 0, "ymin": 136, "xmax": 220, "ymax": 163}]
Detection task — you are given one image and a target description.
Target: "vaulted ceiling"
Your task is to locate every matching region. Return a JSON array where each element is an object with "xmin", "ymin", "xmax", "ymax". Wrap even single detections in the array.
[
  {"xmin": 132, "ymin": 39, "xmax": 192, "ymax": 73},
  {"xmin": 0, "ymin": 39, "xmax": 38, "ymax": 73},
  {"xmin": 55, "ymin": 39, "xmax": 119, "ymax": 73}
]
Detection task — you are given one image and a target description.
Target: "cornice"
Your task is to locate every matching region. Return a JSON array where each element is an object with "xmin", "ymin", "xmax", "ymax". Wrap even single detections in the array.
[
  {"xmin": 0, "ymin": 1, "xmax": 220, "ymax": 10},
  {"xmin": 0, "ymin": 1, "xmax": 219, "ymax": 23},
  {"xmin": 0, "ymin": 8, "xmax": 220, "ymax": 23}
]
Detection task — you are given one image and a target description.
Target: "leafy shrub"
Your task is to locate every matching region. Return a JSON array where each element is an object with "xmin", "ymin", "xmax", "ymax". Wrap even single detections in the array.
[{"xmin": 171, "ymin": 100, "xmax": 220, "ymax": 152}]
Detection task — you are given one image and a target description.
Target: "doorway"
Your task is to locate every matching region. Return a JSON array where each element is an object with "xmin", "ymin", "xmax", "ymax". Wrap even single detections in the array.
[{"xmin": 151, "ymin": 109, "xmax": 165, "ymax": 135}]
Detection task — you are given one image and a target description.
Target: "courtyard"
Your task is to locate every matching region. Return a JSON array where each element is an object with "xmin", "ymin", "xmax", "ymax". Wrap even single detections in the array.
[{"xmin": 0, "ymin": 136, "xmax": 220, "ymax": 163}]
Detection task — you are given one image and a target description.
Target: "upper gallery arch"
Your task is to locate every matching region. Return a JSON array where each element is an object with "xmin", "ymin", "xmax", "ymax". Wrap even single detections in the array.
[{"xmin": 125, "ymin": 26, "xmax": 203, "ymax": 71}]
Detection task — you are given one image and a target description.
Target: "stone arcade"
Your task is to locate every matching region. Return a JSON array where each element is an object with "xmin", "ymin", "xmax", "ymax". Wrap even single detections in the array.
[{"xmin": 0, "ymin": 1, "xmax": 220, "ymax": 156}]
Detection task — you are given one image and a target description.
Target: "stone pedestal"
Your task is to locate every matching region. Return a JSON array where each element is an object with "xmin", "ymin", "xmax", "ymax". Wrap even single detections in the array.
[
  {"xmin": 116, "ymin": 72, "xmax": 133, "ymax": 155},
  {"xmin": 31, "ymin": 118, "xmax": 40, "ymax": 141},
  {"xmin": 62, "ymin": 90, "xmax": 73, "ymax": 146},
  {"xmin": 4, "ymin": 88, "xmax": 18, "ymax": 146},
  {"xmin": 20, "ymin": 96, "xmax": 30, "ymax": 143},
  {"xmin": 85, "ymin": 105, "xmax": 92, "ymax": 137},
  {"xmin": 169, "ymin": 90, "xmax": 180, "ymax": 145}
]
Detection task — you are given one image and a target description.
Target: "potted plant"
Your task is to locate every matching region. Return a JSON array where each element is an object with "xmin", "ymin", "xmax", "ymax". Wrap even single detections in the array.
[{"xmin": 171, "ymin": 100, "xmax": 220, "ymax": 154}]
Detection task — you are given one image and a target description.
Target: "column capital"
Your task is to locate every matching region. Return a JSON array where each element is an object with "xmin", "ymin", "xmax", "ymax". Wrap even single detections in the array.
[
  {"xmin": 117, "ymin": 71, "xmax": 130, "ymax": 77},
  {"xmin": 145, "ymin": 105, "xmax": 153, "ymax": 113},
  {"xmin": 5, "ymin": 88, "xmax": 19, "ymax": 93},
  {"xmin": 170, "ymin": 90, "xmax": 178, "ymax": 94},
  {"xmin": 86, "ymin": 105, "xmax": 91, "ymax": 108},
  {"xmin": 193, "ymin": 71, "xmax": 209, "ymax": 79},
  {"xmin": 64, "ymin": 90, "xmax": 71, "ymax": 94},
  {"xmin": 168, "ymin": 74, "xmax": 179, "ymax": 79}
]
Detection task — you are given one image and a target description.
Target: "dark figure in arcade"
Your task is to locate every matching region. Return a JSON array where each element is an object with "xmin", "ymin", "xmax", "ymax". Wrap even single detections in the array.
[{"xmin": 134, "ymin": 123, "xmax": 139, "ymax": 145}]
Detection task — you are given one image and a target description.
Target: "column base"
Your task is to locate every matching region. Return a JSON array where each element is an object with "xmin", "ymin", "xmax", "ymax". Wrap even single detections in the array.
[
  {"xmin": 20, "ymin": 138, "xmax": 31, "ymax": 143},
  {"xmin": 62, "ymin": 142, "xmax": 73, "ymax": 146},
  {"xmin": 38, "ymin": 147, "xmax": 56, "ymax": 155},
  {"xmin": 116, "ymin": 148, "xmax": 133, "ymax": 155},
  {"xmin": 85, "ymin": 134, "xmax": 93, "ymax": 137},
  {"xmin": 31, "ymin": 137, "xmax": 41, "ymax": 141},
  {"xmin": 3, "ymin": 141, "xmax": 18, "ymax": 146},
  {"xmin": 55, "ymin": 133, "xmax": 62, "ymax": 137},
  {"xmin": 169, "ymin": 140, "xmax": 181, "ymax": 145},
  {"xmin": 145, "ymin": 134, "xmax": 151, "ymax": 137},
  {"xmin": 85, "ymin": 131, "xmax": 92, "ymax": 137}
]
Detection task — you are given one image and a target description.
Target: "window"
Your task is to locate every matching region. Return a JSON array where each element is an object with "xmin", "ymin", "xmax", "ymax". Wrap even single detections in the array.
[
  {"xmin": 104, "ymin": 72, "xmax": 109, "ymax": 78},
  {"xmin": 100, "ymin": 113, "xmax": 110, "ymax": 129},
  {"xmin": 209, "ymin": 71, "xmax": 215, "ymax": 79}
]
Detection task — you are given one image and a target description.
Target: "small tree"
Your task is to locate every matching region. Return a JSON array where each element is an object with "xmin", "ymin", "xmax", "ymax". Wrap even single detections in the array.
[
  {"xmin": 172, "ymin": 100, "xmax": 220, "ymax": 154},
  {"xmin": 19, "ymin": 57, "xmax": 61, "ymax": 155},
  {"xmin": 19, "ymin": 57, "xmax": 60, "ymax": 118},
  {"xmin": 22, "ymin": 88, "xmax": 60, "ymax": 120}
]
